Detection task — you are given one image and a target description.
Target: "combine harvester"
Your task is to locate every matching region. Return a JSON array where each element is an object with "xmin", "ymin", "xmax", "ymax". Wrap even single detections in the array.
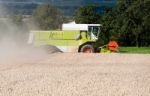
[{"xmin": 28, "ymin": 23, "xmax": 118, "ymax": 53}]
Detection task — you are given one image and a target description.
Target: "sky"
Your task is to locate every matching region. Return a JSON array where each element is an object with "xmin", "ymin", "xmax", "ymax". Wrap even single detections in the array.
[
  {"xmin": 0, "ymin": 0, "xmax": 116, "ymax": 5},
  {"xmin": 0, "ymin": 0, "xmax": 116, "ymax": 15}
]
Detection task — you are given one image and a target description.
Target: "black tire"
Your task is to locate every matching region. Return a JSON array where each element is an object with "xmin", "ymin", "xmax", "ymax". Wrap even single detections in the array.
[
  {"xmin": 44, "ymin": 45, "xmax": 62, "ymax": 54},
  {"xmin": 80, "ymin": 44, "xmax": 95, "ymax": 53}
]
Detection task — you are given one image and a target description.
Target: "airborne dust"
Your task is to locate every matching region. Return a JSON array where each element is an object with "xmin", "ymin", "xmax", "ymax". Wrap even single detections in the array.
[{"xmin": 0, "ymin": 5, "xmax": 50, "ymax": 64}]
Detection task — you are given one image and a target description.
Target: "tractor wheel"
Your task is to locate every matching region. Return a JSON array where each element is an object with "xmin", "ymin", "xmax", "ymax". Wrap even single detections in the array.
[{"xmin": 80, "ymin": 44, "xmax": 94, "ymax": 53}]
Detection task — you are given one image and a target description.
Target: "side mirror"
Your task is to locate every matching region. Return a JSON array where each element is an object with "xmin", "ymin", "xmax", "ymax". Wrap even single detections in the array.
[{"xmin": 75, "ymin": 34, "xmax": 82, "ymax": 40}]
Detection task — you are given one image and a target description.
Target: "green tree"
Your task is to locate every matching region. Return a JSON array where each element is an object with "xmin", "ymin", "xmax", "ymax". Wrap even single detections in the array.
[
  {"xmin": 101, "ymin": 0, "xmax": 150, "ymax": 47},
  {"xmin": 74, "ymin": 5, "xmax": 101, "ymax": 24},
  {"xmin": 33, "ymin": 4, "xmax": 64, "ymax": 30}
]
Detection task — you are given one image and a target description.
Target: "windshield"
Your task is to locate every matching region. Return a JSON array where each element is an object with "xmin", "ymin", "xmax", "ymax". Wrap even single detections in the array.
[
  {"xmin": 88, "ymin": 26, "xmax": 100, "ymax": 39},
  {"xmin": 93, "ymin": 26, "xmax": 100, "ymax": 37}
]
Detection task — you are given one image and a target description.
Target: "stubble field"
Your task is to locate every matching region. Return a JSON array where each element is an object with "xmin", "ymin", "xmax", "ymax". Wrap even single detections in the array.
[{"xmin": 0, "ymin": 49, "xmax": 150, "ymax": 96}]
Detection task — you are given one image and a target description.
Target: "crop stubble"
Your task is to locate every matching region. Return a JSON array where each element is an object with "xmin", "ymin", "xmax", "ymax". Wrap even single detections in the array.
[{"xmin": 0, "ymin": 52, "xmax": 150, "ymax": 96}]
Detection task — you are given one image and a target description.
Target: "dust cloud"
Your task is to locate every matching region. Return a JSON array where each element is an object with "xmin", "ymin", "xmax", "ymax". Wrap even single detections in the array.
[{"xmin": 0, "ymin": 5, "xmax": 49, "ymax": 64}]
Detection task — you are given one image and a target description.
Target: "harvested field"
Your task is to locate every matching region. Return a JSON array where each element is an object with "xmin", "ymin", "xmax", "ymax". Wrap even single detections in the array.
[{"xmin": 0, "ymin": 50, "xmax": 150, "ymax": 96}]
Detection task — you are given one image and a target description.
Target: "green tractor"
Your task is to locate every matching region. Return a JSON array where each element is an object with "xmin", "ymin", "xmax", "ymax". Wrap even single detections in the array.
[{"xmin": 28, "ymin": 23, "xmax": 102, "ymax": 53}]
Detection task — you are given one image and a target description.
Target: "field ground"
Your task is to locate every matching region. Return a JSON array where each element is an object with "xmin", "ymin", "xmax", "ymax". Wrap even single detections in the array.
[
  {"xmin": 119, "ymin": 47, "xmax": 150, "ymax": 54},
  {"xmin": 0, "ymin": 50, "xmax": 150, "ymax": 96}
]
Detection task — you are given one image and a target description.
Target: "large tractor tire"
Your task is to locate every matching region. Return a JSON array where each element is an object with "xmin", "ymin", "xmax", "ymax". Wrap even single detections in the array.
[{"xmin": 80, "ymin": 44, "xmax": 95, "ymax": 53}]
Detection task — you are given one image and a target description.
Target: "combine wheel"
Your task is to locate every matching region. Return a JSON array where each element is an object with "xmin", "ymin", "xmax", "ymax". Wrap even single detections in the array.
[
  {"xmin": 44, "ymin": 45, "xmax": 62, "ymax": 54},
  {"xmin": 80, "ymin": 44, "xmax": 94, "ymax": 53}
]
